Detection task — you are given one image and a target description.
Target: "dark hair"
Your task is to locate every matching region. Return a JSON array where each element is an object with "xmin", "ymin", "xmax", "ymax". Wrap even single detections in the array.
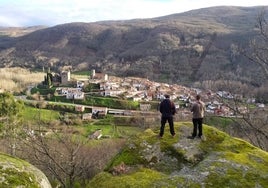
[
  {"xmin": 196, "ymin": 94, "xmax": 201, "ymax": 100},
  {"xmin": 164, "ymin": 94, "xmax": 170, "ymax": 99}
]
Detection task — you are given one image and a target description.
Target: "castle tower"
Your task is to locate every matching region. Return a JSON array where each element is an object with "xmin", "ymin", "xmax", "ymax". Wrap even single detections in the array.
[
  {"xmin": 61, "ymin": 71, "xmax": 70, "ymax": 85},
  {"xmin": 104, "ymin": 74, "xmax": 108, "ymax": 81},
  {"xmin": 92, "ymin": 69, "xmax": 96, "ymax": 78}
]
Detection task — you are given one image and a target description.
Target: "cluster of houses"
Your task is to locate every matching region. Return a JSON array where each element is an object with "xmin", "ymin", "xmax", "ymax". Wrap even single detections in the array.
[
  {"xmin": 45, "ymin": 69, "xmax": 264, "ymax": 118},
  {"xmin": 55, "ymin": 87, "xmax": 84, "ymax": 100},
  {"xmin": 51, "ymin": 69, "xmax": 194, "ymax": 103}
]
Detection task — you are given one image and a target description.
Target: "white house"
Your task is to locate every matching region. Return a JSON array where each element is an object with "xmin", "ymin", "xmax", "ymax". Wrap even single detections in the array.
[
  {"xmin": 66, "ymin": 91, "xmax": 85, "ymax": 100},
  {"xmin": 140, "ymin": 104, "xmax": 151, "ymax": 111},
  {"xmin": 75, "ymin": 105, "xmax": 85, "ymax": 112},
  {"xmin": 103, "ymin": 89, "xmax": 125, "ymax": 97},
  {"xmin": 77, "ymin": 81, "xmax": 85, "ymax": 88}
]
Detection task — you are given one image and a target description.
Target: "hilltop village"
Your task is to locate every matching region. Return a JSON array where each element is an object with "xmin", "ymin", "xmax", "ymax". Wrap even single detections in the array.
[{"xmin": 42, "ymin": 69, "xmax": 264, "ymax": 118}]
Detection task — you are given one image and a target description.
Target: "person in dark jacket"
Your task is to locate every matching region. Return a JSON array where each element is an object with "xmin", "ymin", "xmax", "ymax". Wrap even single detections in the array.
[{"xmin": 159, "ymin": 94, "xmax": 176, "ymax": 138}]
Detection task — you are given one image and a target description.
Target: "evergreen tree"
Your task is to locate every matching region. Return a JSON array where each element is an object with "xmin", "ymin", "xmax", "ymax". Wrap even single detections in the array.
[{"xmin": 0, "ymin": 92, "xmax": 24, "ymax": 156}]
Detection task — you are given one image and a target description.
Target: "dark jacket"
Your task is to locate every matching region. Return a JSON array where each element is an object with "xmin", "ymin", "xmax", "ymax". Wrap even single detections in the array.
[{"xmin": 160, "ymin": 99, "xmax": 176, "ymax": 117}]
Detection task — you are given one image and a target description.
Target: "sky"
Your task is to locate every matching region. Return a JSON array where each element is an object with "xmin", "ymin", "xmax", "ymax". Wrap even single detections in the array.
[{"xmin": 0, "ymin": 0, "xmax": 267, "ymax": 27}]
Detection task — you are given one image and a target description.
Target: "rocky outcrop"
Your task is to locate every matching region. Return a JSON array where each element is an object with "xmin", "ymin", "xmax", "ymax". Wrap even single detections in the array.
[
  {"xmin": 0, "ymin": 153, "xmax": 51, "ymax": 188},
  {"xmin": 87, "ymin": 122, "xmax": 268, "ymax": 187}
]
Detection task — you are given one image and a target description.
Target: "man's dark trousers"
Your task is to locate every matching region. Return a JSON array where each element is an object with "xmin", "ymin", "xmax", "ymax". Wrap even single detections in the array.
[
  {"xmin": 160, "ymin": 116, "xmax": 175, "ymax": 137},
  {"xmin": 192, "ymin": 118, "xmax": 203, "ymax": 137}
]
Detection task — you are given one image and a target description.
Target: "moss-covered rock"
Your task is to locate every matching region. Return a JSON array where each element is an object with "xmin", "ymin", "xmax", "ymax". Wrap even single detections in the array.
[
  {"xmin": 88, "ymin": 122, "xmax": 268, "ymax": 188},
  {"xmin": 0, "ymin": 153, "xmax": 51, "ymax": 188}
]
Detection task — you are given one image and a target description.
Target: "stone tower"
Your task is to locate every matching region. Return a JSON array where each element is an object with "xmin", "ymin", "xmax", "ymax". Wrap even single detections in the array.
[
  {"xmin": 92, "ymin": 69, "xmax": 96, "ymax": 78},
  {"xmin": 61, "ymin": 71, "xmax": 70, "ymax": 85}
]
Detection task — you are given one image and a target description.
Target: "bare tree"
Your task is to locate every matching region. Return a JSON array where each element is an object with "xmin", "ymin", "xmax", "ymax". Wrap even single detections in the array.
[
  {"xmin": 18, "ymin": 127, "xmax": 83, "ymax": 187},
  {"xmin": 209, "ymin": 9, "xmax": 268, "ymax": 151},
  {"xmin": 208, "ymin": 79, "xmax": 268, "ymax": 151},
  {"xmin": 225, "ymin": 99, "xmax": 268, "ymax": 150},
  {"xmin": 18, "ymin": 124, "xmax": 126, "ymax": 187},
  {"xmin": 244, "ymin": 9, "xmax": 268, "ymax": 79}
]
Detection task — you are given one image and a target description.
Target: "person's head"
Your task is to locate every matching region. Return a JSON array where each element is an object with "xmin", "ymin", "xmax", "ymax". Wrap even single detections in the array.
[
  {"xmin": 196, "ymin": 94, "xmax": 201, "ymax": 100},
  {"xmin": 164, "ymin": 94, "xmax": 170, "ymax": 99}
]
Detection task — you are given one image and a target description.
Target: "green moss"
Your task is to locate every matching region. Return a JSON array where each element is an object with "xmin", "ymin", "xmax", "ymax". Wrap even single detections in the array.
[
  {"xmin": 205, "ymin": 167, "xmax": 267, "ymax": 188},
  {"xmin": 199, "ymin": 126, "xmax": 226, "ymax": 151},
  {"xmin": 106, "ymin": 143, "xmax": 146, "ymax": 169},
  {"xmin": 244, "ymin": 171, "xmax": 268, "ymax": 187},
  {"xmin": 223, "ymin": 145, "xmax": 268, "ymax": 173},
  {"xmin": 89, "ymin": 122, "xmax": 268, "ymax": 188},
  {"xmin": 106, "ymin": 129, "xmax": 161, "ymax": 170},
  {"xmin": 201, "ymin": 127, "xmax": 268, "ymax": 171},
  {"xmin": 0, "ymin": 153, "xmax": 40, "ymax": 188},
  {"xmin": 0, "ymin": 153, "xmax": 29, "ymax": 168},
  {"xmin": 138, "ymin": 129, "xmax": 156, "ymax": 141},
  {"xmin": 88, "ymin": 168, "xmax": 205, "ymax": 188},
  {"xmin": 87, "ymin": 168, "xmax": 166, "ymax": 188},
  {"xmin": 1, "ymin": 168, "xmax": 39, "ymax": 188}
]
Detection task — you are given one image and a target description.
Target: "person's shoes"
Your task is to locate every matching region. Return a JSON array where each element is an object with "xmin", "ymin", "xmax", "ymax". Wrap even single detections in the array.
[
  {"xmin": 187, "ymin": 136, "xmax": 195, "ymax": 139},
  {"xmin": 172, "ymin": 133, "xmax": 176, "ymax": 138},
  {"xmin": 199, "ymin": 135, "xmax": 206, "ymax": 141},
  {"xmin": 158, "ymin": 135, "xmax": 163, "ymax": 139}
]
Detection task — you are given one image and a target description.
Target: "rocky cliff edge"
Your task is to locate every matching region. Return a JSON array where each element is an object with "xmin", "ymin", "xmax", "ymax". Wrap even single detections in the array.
[{"xmin": 88, "ymin": 122, "xmax": 268, "ymax": 188}]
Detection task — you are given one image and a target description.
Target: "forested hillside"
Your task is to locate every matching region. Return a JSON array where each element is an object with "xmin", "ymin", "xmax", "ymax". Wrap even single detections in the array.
[{"xmin": 0, "ymin": 6, "xmax": 268, "ymax": 87}]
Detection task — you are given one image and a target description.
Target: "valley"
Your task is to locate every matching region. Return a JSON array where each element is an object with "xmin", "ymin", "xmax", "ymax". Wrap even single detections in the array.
[{"xmin": 0, "ymin": 5, "xmax": 268, "ymax": 187}]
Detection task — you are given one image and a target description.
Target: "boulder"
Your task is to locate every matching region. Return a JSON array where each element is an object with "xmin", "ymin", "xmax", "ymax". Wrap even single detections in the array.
[
  {"xmin": 0, "ymin": 153, "xmax": 51, "ymax": 188},
  {"xmin": 87, "ymin": 122, "xmax": 268, "ymax": 187}
]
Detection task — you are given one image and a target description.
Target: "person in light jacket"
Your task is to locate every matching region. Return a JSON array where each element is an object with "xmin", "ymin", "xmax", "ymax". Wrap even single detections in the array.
[{"xmin": 189, "ymin": 94, "xmax": 205, "ymax": 139}]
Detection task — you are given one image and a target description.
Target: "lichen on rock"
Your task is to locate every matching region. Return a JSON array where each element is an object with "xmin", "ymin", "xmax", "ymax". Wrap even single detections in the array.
[
  {"xmin": 88, "ymin": 122, "xmax": 268, "ymax": 188},
  {"xmin": 0, "ymin": 153, "xmax": 51, "ymax": 188}
]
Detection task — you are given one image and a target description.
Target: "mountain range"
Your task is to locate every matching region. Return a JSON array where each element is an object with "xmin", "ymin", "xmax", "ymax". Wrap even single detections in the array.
[{"xmin": 0, "ymin": 6, "xmax": 268, "ymax": 87}]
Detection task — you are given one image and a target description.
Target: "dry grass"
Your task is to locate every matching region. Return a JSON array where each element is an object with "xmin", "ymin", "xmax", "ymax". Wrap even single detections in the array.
[{"xmin": 0, "ymin": 67, "xmax": 44, "ymax": 93}]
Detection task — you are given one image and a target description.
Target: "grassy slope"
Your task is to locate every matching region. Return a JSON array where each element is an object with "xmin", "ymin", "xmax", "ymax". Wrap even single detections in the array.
[
  {"xmin": 87, "ymin": 122, "xmax": 268, "ymax": 188},
  {"xmin": 22, "ymin": 105, "xmax": 60, "ymax": 122}
]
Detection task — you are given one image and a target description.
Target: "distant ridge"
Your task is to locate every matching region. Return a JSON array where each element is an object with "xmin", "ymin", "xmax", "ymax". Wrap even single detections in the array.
[{"xmin": 0, "ymin": 6, "xmax": 268, "ymax": 86}]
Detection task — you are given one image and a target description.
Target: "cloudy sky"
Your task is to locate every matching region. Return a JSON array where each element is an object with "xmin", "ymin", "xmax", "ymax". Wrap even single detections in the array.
[{"xmin": 0, "ymin": 0, "xmax": 267, "ymax": 27}]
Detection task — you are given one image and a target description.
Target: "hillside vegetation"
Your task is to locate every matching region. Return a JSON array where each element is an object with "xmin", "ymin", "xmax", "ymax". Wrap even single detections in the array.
[
  {"xmin": 88, "ymin": 122, "xmax": 268, "ymax": 188},
  {"xmin": 0, "ymin": 6, "xmax": 268, "ymax": 87},
  {"xmin": 0, "ymin": 67, "xmax": 44, "ymax": 92}
]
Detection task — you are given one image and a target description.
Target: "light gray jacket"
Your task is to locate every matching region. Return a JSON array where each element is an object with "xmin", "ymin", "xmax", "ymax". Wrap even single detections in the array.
[{"xmin": 191, "ymin": 100, "xmax": 205, "ymax": 119}]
